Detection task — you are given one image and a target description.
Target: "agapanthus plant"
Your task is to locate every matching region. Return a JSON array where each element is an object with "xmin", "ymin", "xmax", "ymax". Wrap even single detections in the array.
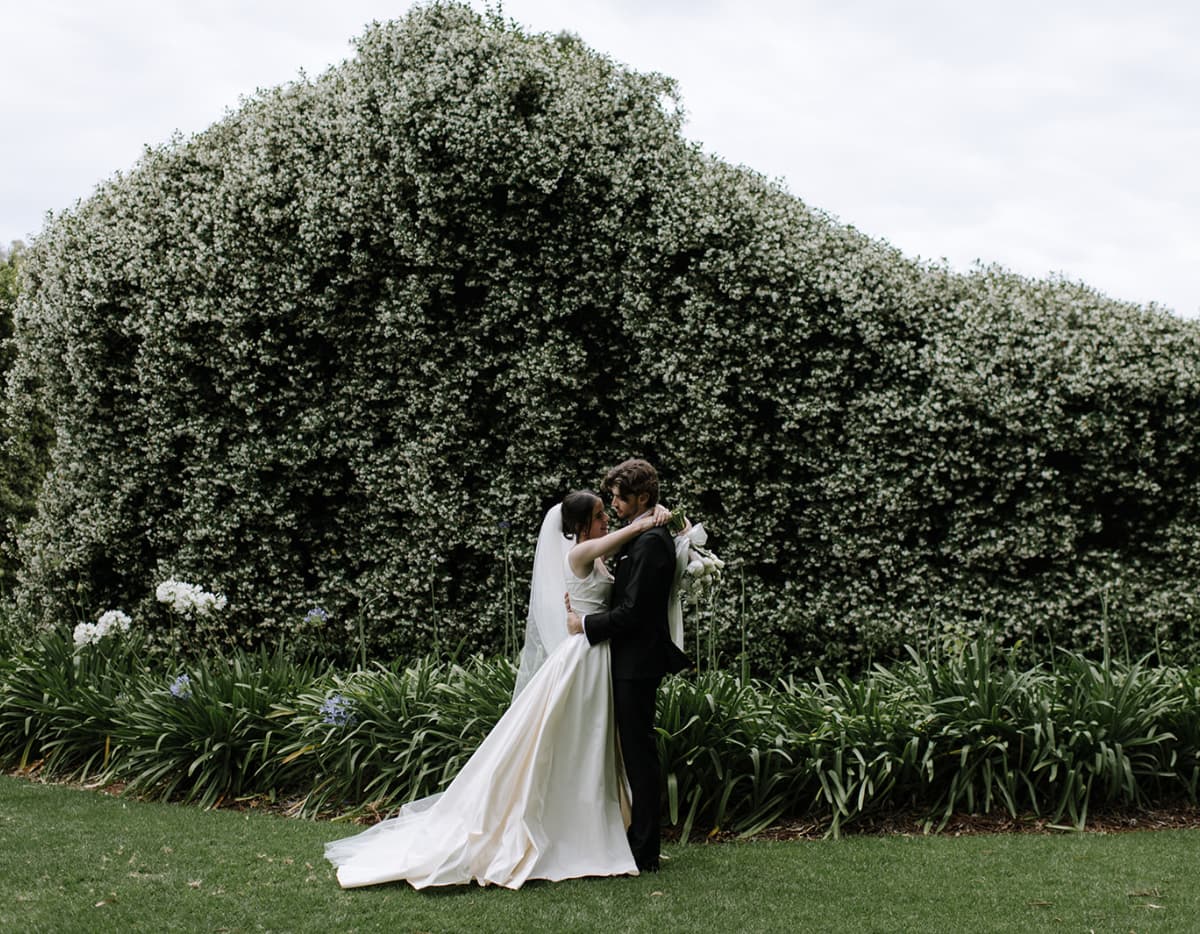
[
  {"xmin": 73, "ymin": 609, "xmax": 132, "ymax": 647},
  {"xmin": 319, "ymin": 693, "xmax": 356, "ymax": 727},
  {"xmin": 169, "ymin": 673, "xmax": 193, "ymax": 701},
  {"xmin": 156, "ymin": 579, "xmax": 227, "ymax": 618}
]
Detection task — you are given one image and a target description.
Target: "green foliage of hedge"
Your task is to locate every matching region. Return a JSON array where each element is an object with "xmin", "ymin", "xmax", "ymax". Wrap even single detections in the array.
[
  {"xmin": 0, "ymin": 241, "xmax": 51, "ymax": 589},
  {"xmin": 7, "ymin": 1, "xmax": 1200, "ymax": 669},
  {"xmin": 9, "ymin": 3, "xmax": 691, "ymax": 658}
]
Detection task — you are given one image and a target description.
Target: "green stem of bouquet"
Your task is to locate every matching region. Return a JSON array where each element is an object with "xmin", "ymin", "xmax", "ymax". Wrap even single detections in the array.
[
  {"xmin": 354, "ymin": 592, "xmax": 387, "ymax": 670},
  {"xmin": 1100, "ymin": 588, "xmax": 1111, "ymax": 674},
  {"xmin": 739, "ymin": 562, "xmax": 748, "ymax": 685},
  {"xmin": 430, "ymin": 576, "xmax": 440, "ymax": 658},
  {"xmin": 707, "ymin": 583, "xmax": 718, "ymax": 673}
]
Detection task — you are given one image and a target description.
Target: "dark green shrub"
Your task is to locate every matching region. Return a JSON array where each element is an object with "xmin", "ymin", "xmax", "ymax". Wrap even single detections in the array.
[
  {"xmin": 8, "ymin": 2, "xmax": 688, "ymax": 661},
  {"xmin": 9, "ymin": 2, "xmax": 1200, "ymax": 671},
  {"xmin": 0, "ymin": 625, "xmax": 145, "ymax": 778},
  {"xmin": 4, "ymin": 634, "xmax": 1200, "ymax": 833},
  {"xmin": 0, "ymin": 241, "xmax": 51, "ymax": 589},
  {"xmin": 275, "ymin": 654, "xmax": 514, "ymax": 817},
  {"xmin": 657, "ymin": 669, "xmax": 797, "ymax": 840},
  {"xmin": 112, "ymin": 646, "xmax": 321, "ymax": 807}
]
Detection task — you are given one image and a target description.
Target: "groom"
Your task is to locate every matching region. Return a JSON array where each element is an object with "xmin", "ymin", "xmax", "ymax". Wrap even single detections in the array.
[{"xmin": 566, "ymin": 458, "xmax": 689, "ymax": 872}]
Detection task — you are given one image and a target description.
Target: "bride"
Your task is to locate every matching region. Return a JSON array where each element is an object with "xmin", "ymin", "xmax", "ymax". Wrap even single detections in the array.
[{"xmin": 324, "ymin": 492, "xmax": 680, "ymax": 889}]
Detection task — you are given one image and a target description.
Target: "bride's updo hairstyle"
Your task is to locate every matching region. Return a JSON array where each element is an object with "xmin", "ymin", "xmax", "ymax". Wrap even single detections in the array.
[{"xmin": 560, "ymin": 491, "xmax": 600, "ymax": 540}]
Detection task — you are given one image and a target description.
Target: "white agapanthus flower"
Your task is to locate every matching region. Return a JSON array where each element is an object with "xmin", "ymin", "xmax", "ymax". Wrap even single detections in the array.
[
  {"xmin": 74, "ymin": 609, "xmax": 133, "ymax": 646},
  {"xmin": 156, "ymin": 579, "xmax": 228, "ymax": 617},
  {"xmin": 96, "ymin": 609, "xmax": 132, "ymax": 637}
]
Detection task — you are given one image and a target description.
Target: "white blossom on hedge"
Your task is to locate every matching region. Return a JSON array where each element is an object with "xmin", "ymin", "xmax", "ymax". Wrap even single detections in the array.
[{"xmin": 7, "ymin": 1, "xmax": 1200, "ymax": 673}]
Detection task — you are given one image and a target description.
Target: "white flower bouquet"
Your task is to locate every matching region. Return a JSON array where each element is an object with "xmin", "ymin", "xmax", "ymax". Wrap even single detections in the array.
[{"xmin": 669, "ymin": 510, "xmax": 725, "ymax": 593}]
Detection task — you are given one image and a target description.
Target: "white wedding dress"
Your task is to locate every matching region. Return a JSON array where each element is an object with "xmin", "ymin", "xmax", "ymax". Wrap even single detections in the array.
[{"xmin": 325, "ymin": 510, "xmax": 638, "ymax": 889}]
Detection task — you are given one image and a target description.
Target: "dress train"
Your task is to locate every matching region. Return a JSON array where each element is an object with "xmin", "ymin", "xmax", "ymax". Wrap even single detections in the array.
[{"xmin": 324, "ymin": 634, "xmax": 636, "ymax": 889}]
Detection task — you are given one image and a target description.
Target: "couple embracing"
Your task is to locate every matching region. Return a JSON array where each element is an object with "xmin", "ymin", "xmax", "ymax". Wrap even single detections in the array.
[{"xmin": 325, "ymin": 459, "xmax": 691, "ymax": 889}]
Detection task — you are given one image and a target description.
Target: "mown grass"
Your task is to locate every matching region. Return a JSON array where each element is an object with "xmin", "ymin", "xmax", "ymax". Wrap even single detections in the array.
[{"xmin": 4, "ymin": 775, "xmax": 1200, "ymax": 933}]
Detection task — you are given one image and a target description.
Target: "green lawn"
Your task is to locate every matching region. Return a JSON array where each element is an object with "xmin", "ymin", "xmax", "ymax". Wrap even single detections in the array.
[{"xmin": 3, "ymin": 774, "xmax": 1198, "ymax": 933}]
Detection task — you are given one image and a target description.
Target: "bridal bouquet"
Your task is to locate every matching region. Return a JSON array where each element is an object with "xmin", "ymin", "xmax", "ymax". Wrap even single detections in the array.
[{"xmin": 669, "ymin": 509, "xmax": 725, "ymax": 593}]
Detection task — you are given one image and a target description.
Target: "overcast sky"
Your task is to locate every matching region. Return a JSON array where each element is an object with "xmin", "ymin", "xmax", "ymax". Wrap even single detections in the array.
[{"xmin": 3, "ymin": 0, "xmax": 1196, "ymax": 317}]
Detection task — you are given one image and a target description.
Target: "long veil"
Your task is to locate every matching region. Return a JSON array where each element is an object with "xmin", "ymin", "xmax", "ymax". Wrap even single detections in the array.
[{"xmin": 513, "ymin": 503, "xmax": 573, "ymax": 699}]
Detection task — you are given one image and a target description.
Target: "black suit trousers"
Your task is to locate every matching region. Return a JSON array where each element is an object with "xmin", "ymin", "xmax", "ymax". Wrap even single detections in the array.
[{"xmin": 613, "ymin": 676, "xmax": 662, "ymax": 871}]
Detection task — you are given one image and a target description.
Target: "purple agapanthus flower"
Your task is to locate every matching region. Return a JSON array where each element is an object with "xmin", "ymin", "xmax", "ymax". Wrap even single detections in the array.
[
  {"xmin": 319, "ymin": 693, "xmax": 355, "ymax": 727},
  {"xmin": 304, "ymin": 606, "xmax": 331, "ymax": 625},
  {"xmin": 169, "ymin": 673, "xmax": 192, "ymax": 701}
]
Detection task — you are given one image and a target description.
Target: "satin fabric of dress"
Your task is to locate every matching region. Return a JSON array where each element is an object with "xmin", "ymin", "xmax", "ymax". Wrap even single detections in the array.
[{"xmin": 324, "ymin": 560, "xmax": 636, "ymax": 889}]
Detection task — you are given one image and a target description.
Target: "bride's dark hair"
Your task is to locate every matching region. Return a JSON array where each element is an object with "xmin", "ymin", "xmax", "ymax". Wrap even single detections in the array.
[{"xmin": 560, "ymin": 491, "xmax": 600, "ymax": 540}]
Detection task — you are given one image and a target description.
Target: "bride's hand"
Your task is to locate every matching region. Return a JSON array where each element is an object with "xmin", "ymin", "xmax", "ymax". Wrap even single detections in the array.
[{"xmin": 651, "ymin": 504, "xmax": 671, "ymax": 527}]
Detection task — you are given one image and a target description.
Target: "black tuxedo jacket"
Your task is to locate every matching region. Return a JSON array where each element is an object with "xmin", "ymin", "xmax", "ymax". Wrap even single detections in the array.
[{"xmin": 584, "ymin": 525, "xmax": 690, "ymax": 680}]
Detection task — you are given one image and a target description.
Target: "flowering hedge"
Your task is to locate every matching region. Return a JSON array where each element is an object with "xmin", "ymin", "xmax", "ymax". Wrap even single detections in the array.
[
  {"xmin": 7, "ymin": 1, "xmax": 1200, "ymax": 670},
  {"xmin": 0, "ymin": 241, "xmax": 50, "ymax": 589}
]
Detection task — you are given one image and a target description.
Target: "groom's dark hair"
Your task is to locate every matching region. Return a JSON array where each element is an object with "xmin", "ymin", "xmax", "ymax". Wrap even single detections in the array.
[{"xmin": 602, "ymin": 459, "xmax": 659, "ymax": 509}]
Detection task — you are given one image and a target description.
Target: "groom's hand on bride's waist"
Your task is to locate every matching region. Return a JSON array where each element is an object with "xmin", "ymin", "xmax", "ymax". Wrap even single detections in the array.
[{"xmin": 564, "ymin": 593, "xmax": 585, "ymax": 635}]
